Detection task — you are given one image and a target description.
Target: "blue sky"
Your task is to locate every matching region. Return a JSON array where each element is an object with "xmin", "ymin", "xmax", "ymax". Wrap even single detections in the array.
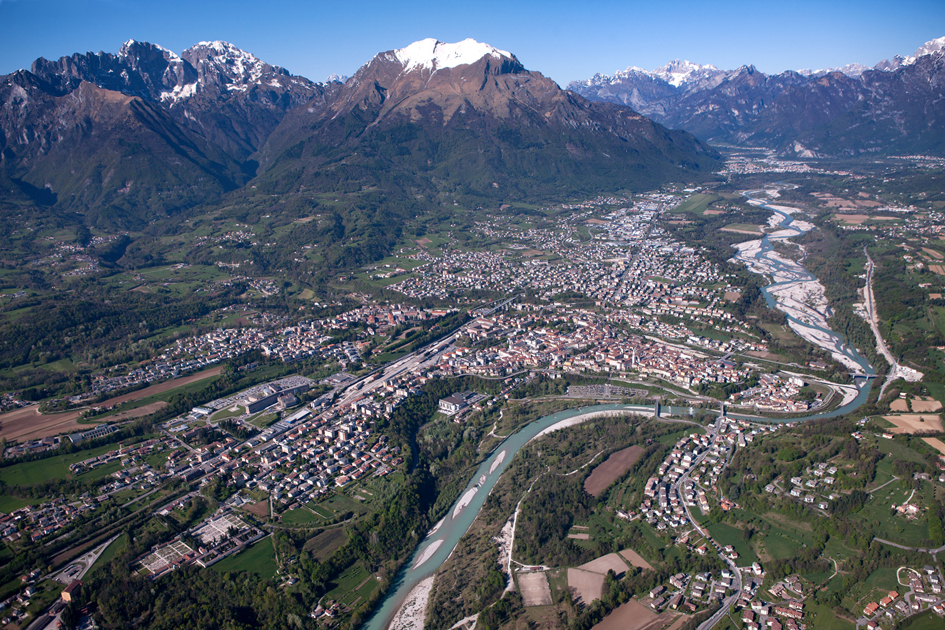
[{"xmin": 2, "ymin": 0, "xmax": 943, "ymax": 84}]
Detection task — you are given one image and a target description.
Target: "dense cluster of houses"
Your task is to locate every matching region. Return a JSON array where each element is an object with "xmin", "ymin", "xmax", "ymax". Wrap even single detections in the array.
[
  {"xmin": 434, "ymin": 307, "xmax": 766, "ymax": 396},
  {"xmin": 640, "ymin": 419, "xmax": 777, "ymax": 533},
  {"xmin": 729, "ymin": 373, "xmax": 813, "ymax": 413},
  {"xmin": 75, "ymin": 305, "xmax": 453, "ymax": 402},
  {"xmin": 3, "ymin": 437, "xmax": 174, "ymax": 543},
  {"xmin": 387, "ymin": 196, "xmax": 747, "ymax": 337},
  {"xmin": 861, "ymin": 566, "xmax": 945, "ymax": 625}
]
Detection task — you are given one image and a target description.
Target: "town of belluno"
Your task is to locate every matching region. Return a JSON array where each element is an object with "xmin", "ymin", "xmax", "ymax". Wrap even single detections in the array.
[{"xmin": 2, "ymin": 1, "xmax": 945, "ymax": 629}]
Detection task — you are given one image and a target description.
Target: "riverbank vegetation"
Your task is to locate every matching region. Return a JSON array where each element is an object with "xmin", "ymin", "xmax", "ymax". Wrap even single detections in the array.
[{"xmin": 426, "ymin": 413, "xmax": 712, "ymax": 630}]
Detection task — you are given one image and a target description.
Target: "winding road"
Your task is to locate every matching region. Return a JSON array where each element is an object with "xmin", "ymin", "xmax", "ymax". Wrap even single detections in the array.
[{"xmin": 690, "ymin": 419, "xmax": 743, "ymax": 630}]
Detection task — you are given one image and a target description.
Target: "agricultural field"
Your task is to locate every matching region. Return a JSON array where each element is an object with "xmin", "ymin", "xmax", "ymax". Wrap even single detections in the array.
[
  {"xmin": 706, "ymin": 522, "xmax": 760, "ymax": 564},
  {"xmin": 720, "ymin": 223, "xmax": 763, "ymax": 234},
  {"xmin": 303, "ymin": 528, "xmax": 348, "ymax": 562},
  {"xmin": 324, "ymin": 562, "xmax": 380, "ymax": 608},
  {"xmin": 0, "ymin": 366, "xmax": 222, "ymax": 442},
  {"xmin": 583, "ymin": 445, "xmax": 644, "ymax": 497}
]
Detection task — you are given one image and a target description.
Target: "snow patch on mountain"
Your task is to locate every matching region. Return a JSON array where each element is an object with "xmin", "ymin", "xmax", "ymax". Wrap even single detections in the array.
[
  {"xmin": 160, "ymin": 81, "xmax": 197, "ymax": 103},
  {"xmin": 118, "ymin": 39, "xmax": 183, "ymax": 64},
  {"xmin": 798, "ymin": 62, "xmax": 870, "ymax": 78},
  {"xmin": 393, "ymin": 38, "xmax": 511, "ymax": 73},
  {"xmin": 153, "ymin": 44, "xmax": 183, "ymax": 63}
]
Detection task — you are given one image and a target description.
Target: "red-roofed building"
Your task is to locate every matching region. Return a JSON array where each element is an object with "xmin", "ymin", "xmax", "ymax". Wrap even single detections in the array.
[{"xmin": 61, "ymin": 580, "xmax": 81, "ymax": 603}]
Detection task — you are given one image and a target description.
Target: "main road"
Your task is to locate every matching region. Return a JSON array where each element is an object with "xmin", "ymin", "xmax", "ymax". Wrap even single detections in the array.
[{"xmin": 670, "ymin": 416, "xmax": 744, "ymax": 630}]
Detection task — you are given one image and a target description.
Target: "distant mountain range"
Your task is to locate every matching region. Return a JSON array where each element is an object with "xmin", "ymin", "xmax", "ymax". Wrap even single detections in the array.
[
  {"xmin": 568, "ymin": 36, "xmax": 945, "ymax": 157},
  {"xmin": 0, "ymin": 38, "xmax": 719, "ymax": 229}
]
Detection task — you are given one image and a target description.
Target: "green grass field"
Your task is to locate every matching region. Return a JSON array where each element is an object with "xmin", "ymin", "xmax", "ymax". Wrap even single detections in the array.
[
  {"xmin": 802, "ymin": 569, "xmax": 834, "ymax": 584},
  {"xmin": 210, "ymin": 406, "xmax": 243, "ymax": 422},
  {"xmin": 211, "ymin": 538, "xmax": 277, "ymax": 580},
  {"xmin": 635, "ymin": 522, "xmax": 668, "ymax": 558},
  {"xmin": 925, "ymin": 382, "xmax": 945, "ymax": 408},
  {"xmin": 656, "ymin": 428, "xmax": 698, "ymax": 446},
  {"xmin": 671, "ymin": 193, "xmax": 719, "ymax": 215},
  {"xmin": 865, "ymin": 567, "xmax": 900, "ymax": 591},
  {"xmin": 707, "ymin": 522, "xmax": 760, "ymax": 564},
  {"xmin": 761, "ymin": 513, "xmax": 816, "ymax": 548},
  {"xmin": 87, "ymin": 535, "xmax": 127, "ymax": 575},
  {"xmin": 823, "ymin": 573, "xmax": 846, "ymax": 595},
  {"xmin": 902, "ymin": 611, "xmax": 945, "ymax": 630},
  {"xmin": 80, "ymin": 461, "xmax": 124, "ymax": 481},
  {"xmin": 144, "ymin": 450, "xmax": 173, "ymax": 470},
  {"xmin": 722, "ymin": 223, "xmax": 762, "ymax": 233},
  {"xmin": 0, "ymin": 494, "xmax": 34, "ymax": 513},
  {"xmin": 762, "ymin": 530, "xmax": 802, "ymax": 559},
  {"xmin": 281, "ymin": 507, "xmax": 321, "ymax": 526},
  {"xmin": 313, "ymin": 493, "xmax": 370, "ymax": 520},
  {"xmin": 808, "ymin": 604, "xmax": 854, "ymax": 630},
  {"xmin": 875, "ymin": 440, "xmax": 928, "ymax": 464},
  {"xmin": 247, "ymin": 412, "xmax": 279, "ymax": 428}
]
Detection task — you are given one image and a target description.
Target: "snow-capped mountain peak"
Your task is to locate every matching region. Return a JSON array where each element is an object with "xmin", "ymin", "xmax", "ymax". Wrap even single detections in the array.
[
  {"xmin": 186, "ymin": 41, "xmax": 269, "ymax": 80},
  {"xmin": 192, "ymin": 40, "xmax": 262, "ymax": 65},
  {"xmin": 874, "ymin": 36, "xmax": 945, "ymax": 72},
  {"xmin": 180, "ymin": 41, "xmax": 290, "ymax": 95},
  {"xmin": 392, "ymin": 38, "xmax": 513, "ymax": 73},
  {"xmin": 118, "ymin": 39, "xmax": 184, "ymax": 65},
  {"xmin": 651, "ymin": 59, "xmax": 719, "ymax": 87},
  {"xmin": 913, "ymin": 36, "xmax": 945, "ymax": 59},
  {"xmin": 575, "ymin": 59, "xmax": 724, "ymax": 90}
]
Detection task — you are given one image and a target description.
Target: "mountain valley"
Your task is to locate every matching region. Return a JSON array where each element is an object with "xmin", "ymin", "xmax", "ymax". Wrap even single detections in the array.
[{"xmin": 1, "ymin": 34, "xmax": 945, "ymax": 630}]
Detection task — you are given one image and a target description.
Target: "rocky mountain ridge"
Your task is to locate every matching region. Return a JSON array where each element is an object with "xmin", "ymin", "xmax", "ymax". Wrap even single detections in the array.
[
  {"xmin": 568, "ymin": 36, "xmax": 945, "ymax": 156},
  {"xmin": 252, "ymin": 39, "xmax": 719, "ymax": 201},
  {"xmin": 1, "ymin": 38, "xmax": 719, "ymax": 229}
]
